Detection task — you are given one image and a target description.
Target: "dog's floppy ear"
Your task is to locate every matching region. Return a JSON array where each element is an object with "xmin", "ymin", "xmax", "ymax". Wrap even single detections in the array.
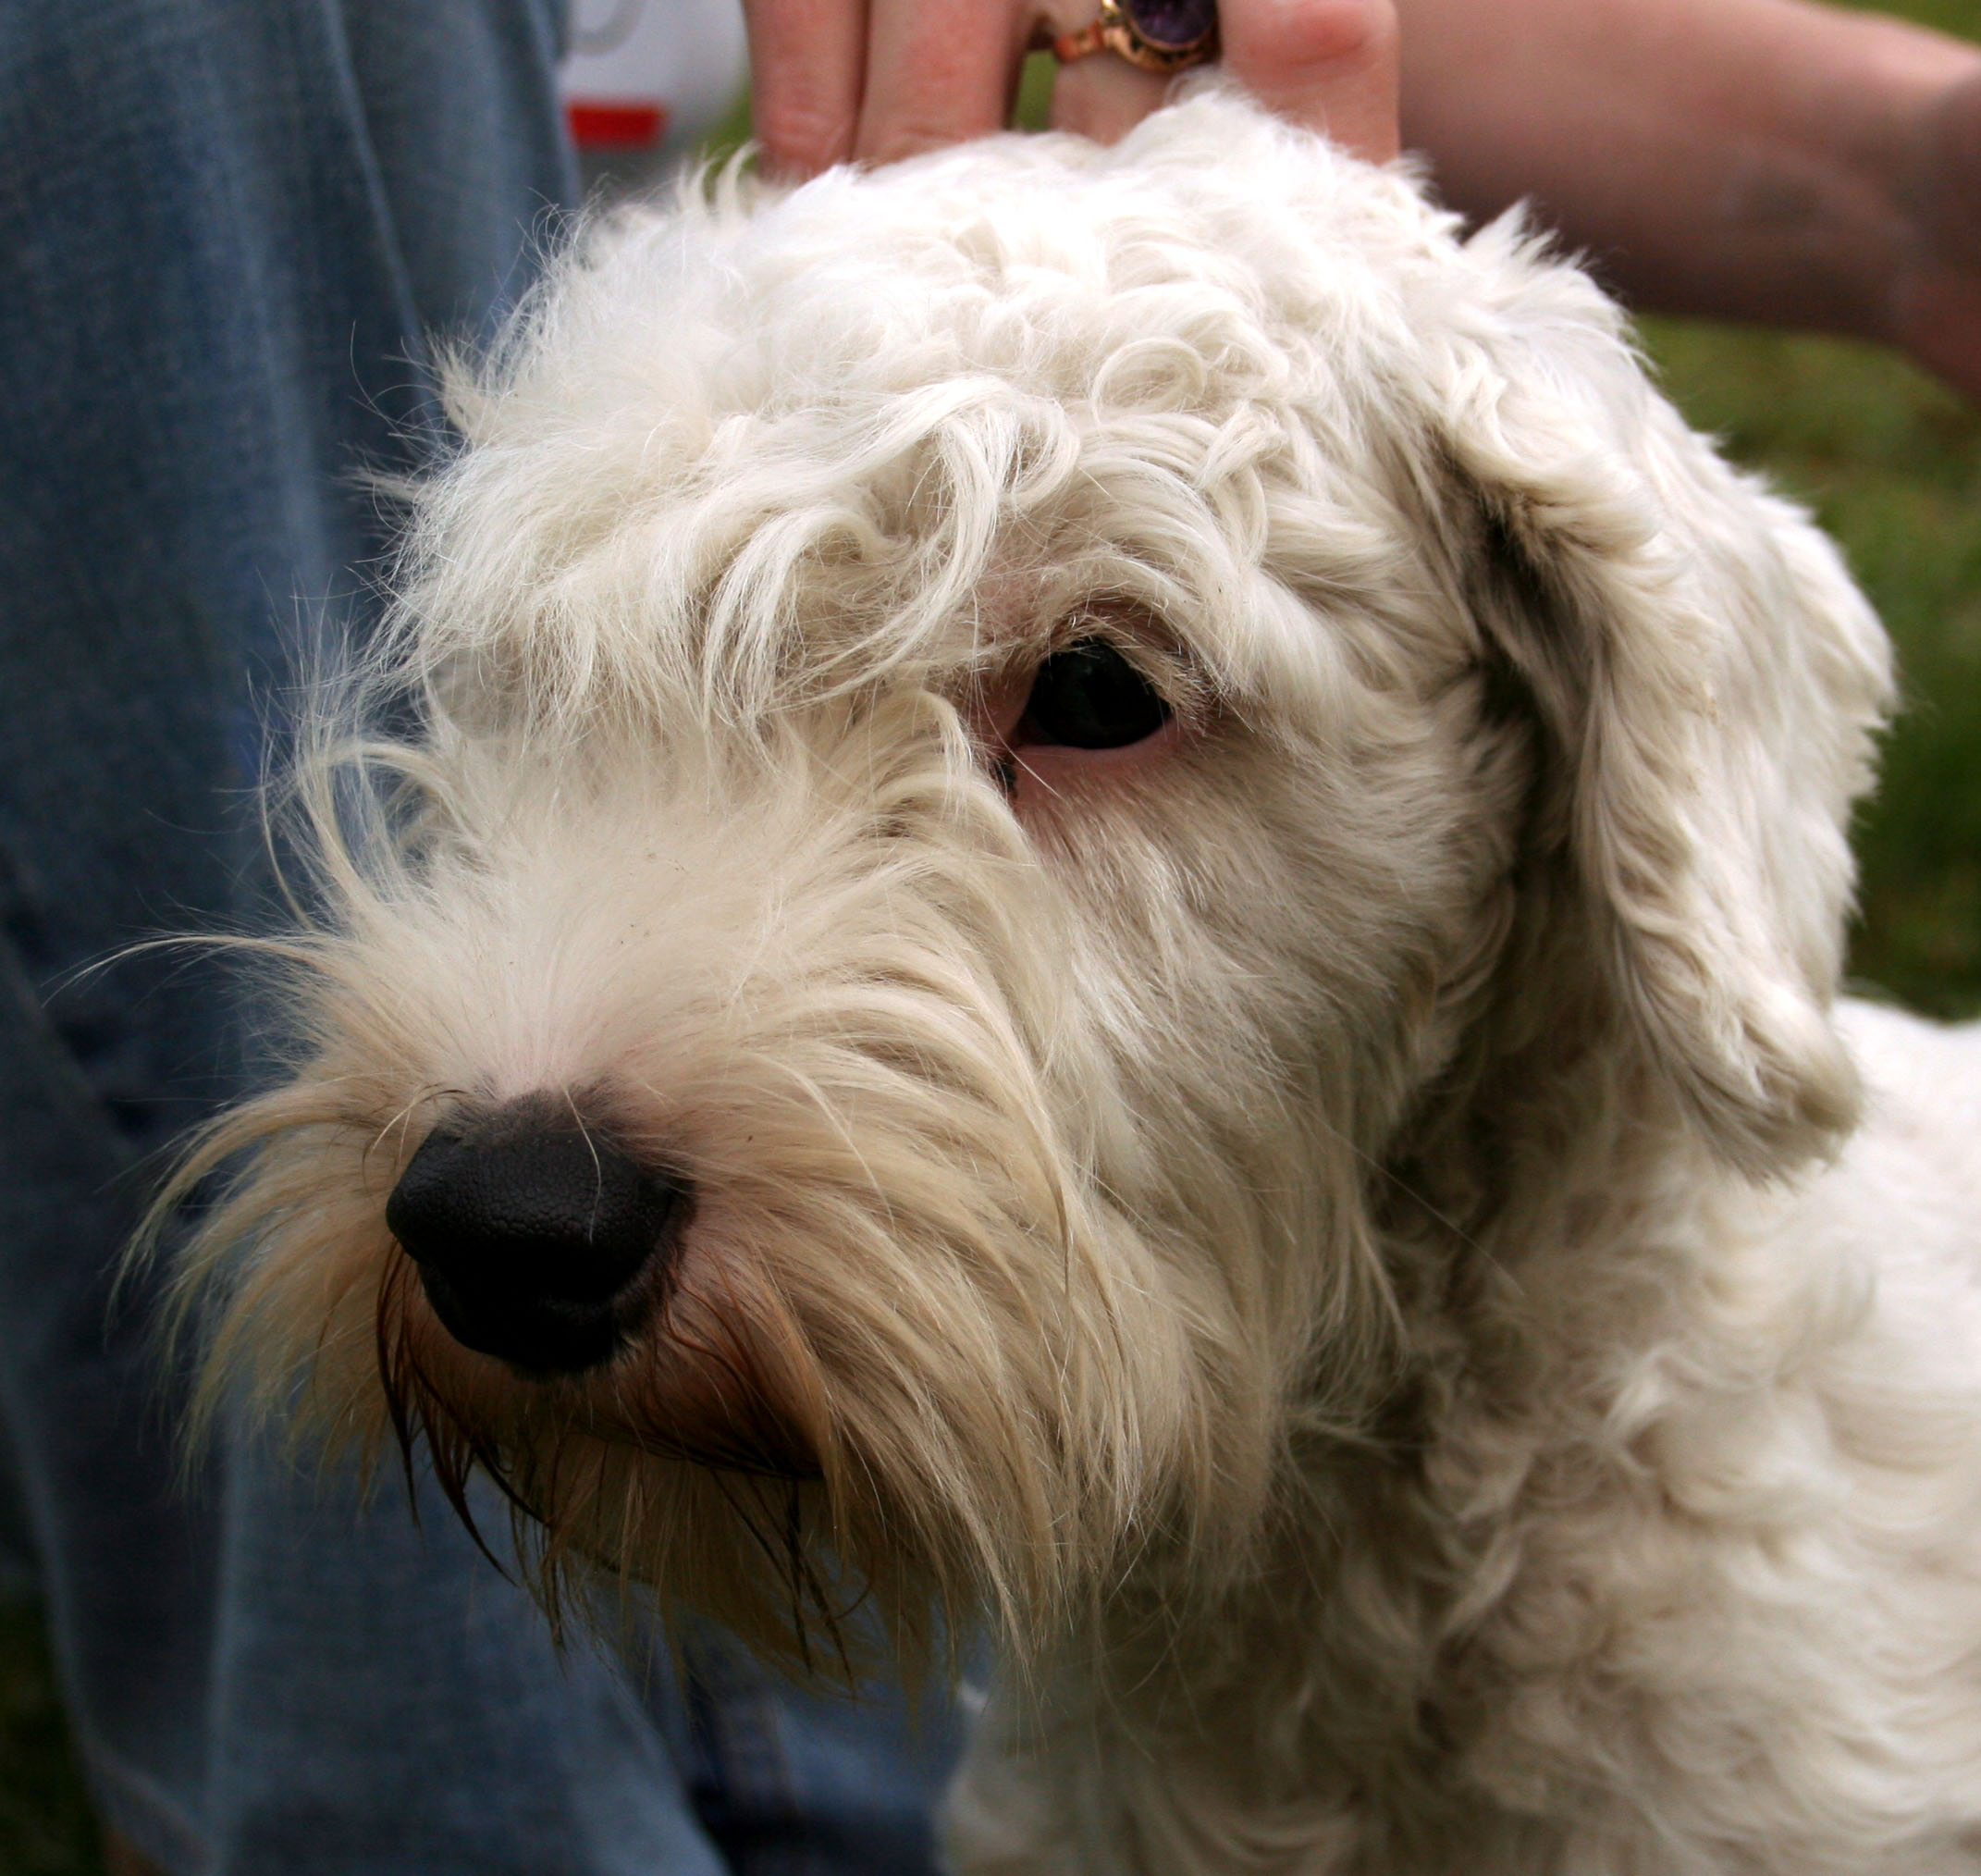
[{"xmin": 1416, "ymin": 226, "xmax": 1891, "ymax": 1177}]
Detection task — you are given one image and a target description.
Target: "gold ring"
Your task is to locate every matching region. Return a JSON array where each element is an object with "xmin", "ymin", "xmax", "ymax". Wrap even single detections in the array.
[{"xmin": 1048, "ymin": 0, "xmax": 1219, "ymax": 73}]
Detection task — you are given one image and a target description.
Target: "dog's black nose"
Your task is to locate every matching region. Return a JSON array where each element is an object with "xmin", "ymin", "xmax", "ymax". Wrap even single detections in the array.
[{"xmin": 386, "ymin": 1097, "xmax": 688, "ymax": 1376}]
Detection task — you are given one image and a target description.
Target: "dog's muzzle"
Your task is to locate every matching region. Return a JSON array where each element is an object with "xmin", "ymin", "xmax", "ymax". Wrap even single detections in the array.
[{"xmin": 385, "ymin": 1095, "xmax": 689, "ymax": 1376}]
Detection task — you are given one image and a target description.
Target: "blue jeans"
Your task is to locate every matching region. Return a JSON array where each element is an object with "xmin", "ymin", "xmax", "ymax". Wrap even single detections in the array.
[{"xmin": 0, "ymin": 4, "xmax": 958, "ymax": 1868}]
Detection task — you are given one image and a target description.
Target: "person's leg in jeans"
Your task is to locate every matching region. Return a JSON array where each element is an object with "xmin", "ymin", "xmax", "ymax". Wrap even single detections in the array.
[{"xmin": 0, "ymin": 4, "xmax": 957, "ymax": 1868}]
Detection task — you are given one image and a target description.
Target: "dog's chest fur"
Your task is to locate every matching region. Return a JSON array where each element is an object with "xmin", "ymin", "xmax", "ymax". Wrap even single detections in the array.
[{"xmin": 954, "ymin": 1015, "xmax": 1981, "ymax": 1873}]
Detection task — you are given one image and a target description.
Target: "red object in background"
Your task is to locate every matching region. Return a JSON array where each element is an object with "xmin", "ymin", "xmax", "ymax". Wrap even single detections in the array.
[{"xmin": 567, "ymin": 100, "xmax": 671, "ymax": 148}]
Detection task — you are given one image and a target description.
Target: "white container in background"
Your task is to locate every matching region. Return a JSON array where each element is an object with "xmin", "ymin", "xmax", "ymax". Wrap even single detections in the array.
[{"xmin": 560, "ymin": 0, "xmax": 749, "ymax": 189}]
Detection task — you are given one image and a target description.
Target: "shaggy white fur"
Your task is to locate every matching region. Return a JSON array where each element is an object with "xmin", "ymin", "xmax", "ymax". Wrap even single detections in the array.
[{"xmin": 165, "ymin": 89, "xmax": 1981, "ymax": 1872}]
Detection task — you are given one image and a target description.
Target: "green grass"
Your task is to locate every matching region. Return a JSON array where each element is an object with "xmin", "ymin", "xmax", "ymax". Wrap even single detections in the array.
[{"xmin": 1879, "ymin": 0, "xmax": 1981, "ymax": 30}]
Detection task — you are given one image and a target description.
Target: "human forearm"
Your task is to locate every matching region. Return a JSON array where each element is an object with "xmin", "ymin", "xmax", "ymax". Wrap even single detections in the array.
[{"xmin": 1397, "ymin": 0, "xmax": 1981, "ymax": 390}]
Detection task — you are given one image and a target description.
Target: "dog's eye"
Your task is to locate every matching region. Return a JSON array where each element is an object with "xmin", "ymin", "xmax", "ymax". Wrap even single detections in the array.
[{"xmin": 1018, "ymin": 640, "xmax": 1172, "ymax": 750}]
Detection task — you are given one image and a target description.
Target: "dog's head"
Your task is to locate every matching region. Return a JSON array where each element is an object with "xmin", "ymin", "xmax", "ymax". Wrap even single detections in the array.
[{"xmin": 166, "ymin": 90, "xmax": 1889, "ymax": 1671}]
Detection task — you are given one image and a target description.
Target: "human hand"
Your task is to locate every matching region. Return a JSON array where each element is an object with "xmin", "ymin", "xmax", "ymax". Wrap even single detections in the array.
[{"xmin": 740, "ymin": 0, "xmax": 1398, "ymax": 179}]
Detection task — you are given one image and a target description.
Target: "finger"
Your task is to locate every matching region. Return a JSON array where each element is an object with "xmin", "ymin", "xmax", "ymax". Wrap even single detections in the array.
[
  {"xmin": 743, "ymin": 0, "xmax": 871, "ymax": 178},
  {"xmin": 1046, "ymin": 42, "xmax": 1174, "ymax": 144},
  {"xmin": 855, "ymin": 0, "xmax": 1036, "ymax": 165},
  {"xmin": 1222, "ymin": 0, "xmax": 1400, "ymax": 162}
]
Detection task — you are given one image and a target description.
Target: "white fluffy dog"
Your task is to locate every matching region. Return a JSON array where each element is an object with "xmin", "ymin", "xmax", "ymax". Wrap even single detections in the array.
[{"xmin": 168, "ymin": 90, "xmax": 1981, "ymax": 1872}]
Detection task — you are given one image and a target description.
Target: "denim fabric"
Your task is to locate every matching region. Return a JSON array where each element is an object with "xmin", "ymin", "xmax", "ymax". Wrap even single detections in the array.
[
  {"xmin": 0, "ymin": 5, "xmax": 957, "ymax": 1869},
  {"xmin": 661, "ymin": 1630, "xmax": 966, "ymax": 1876}
]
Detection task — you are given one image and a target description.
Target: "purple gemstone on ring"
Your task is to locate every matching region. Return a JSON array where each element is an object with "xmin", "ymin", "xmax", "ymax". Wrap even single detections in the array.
[{"xmin": 1121, "ymin": 0, "xmax": 1216, "ymax": 49}]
